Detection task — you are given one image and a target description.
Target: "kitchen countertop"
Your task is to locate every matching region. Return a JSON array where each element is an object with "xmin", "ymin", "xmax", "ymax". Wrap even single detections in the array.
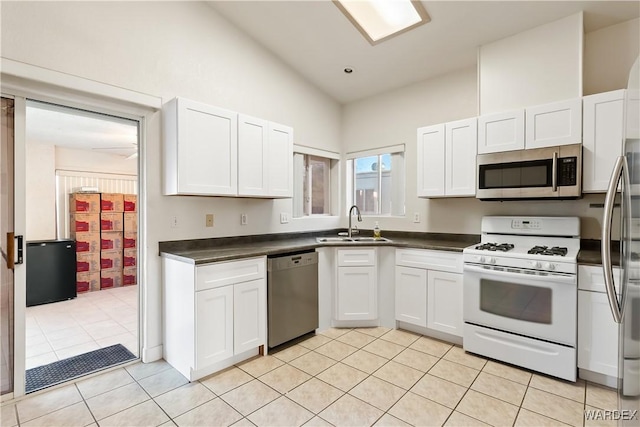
[
  {"xmin": 159, "ymin": 230, "xmax": 620, "ymax": 266},
  {"xmin": 159, "ymin": 230, "xmax": 479, "ymax": 264}
]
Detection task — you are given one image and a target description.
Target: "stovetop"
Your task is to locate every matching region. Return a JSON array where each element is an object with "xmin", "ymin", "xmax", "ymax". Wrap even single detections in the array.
[{"xmin": 463, "ymin": 216, "xmax": 580, "ymax": 274}]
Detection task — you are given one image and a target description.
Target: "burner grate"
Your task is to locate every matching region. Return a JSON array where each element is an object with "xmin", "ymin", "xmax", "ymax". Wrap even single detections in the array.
[
  {"xmin": 527, "ymin": 246, "xmax": 568, "ymax": 256},
  {"xmin": 475, "ymin": 243, "xmax": 515, "ymax": 252}
]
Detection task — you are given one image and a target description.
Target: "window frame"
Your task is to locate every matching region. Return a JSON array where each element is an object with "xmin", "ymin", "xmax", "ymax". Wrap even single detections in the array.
[
  {"xmin": 347, "ymin": 144, "xmax": 405, "ymax": 217},
  {"xmin": 293, "ymin": 146, "xmax": 339, "ymax": 219}
]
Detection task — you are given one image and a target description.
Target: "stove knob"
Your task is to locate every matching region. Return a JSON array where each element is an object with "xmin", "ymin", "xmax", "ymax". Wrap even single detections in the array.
[
  {"xmin": 545, "ymin": 262, "xmax": 556, "ymax": 271},
  {"xmin": 531, "ymin": 261, "xmax": 542, "ymax": 268},
  {"xmin": 488, "ymin": 257, "xmax": 497, "ymax": 264},
  {"xmin": 476, "ymin": 256, "xmax": 486, "ymax": 263}
]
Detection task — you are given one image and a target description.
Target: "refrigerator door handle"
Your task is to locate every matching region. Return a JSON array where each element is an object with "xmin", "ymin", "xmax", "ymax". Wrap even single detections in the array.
[
  {"xmin": 14, "ymin": 235, "xmax": 23, "ymax": 265},
  {"xmin": 602, "ymin": 155, "xmax": 627, "ymax": 324}
]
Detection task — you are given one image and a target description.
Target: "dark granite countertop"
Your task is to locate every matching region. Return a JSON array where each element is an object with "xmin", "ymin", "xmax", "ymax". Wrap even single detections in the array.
[
  {"xmin": 578, "ymin": 239, "xmax": 620, "ymax": 266},
  {"xmin": 159, "ymin": 230, "xmax": 480, "ymax": 265}
]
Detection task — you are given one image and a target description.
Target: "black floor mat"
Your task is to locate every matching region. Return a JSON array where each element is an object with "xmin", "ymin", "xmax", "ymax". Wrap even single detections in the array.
[{"xmin": 26, "ymin": 344, "xmax": 136, "ymax": 393}]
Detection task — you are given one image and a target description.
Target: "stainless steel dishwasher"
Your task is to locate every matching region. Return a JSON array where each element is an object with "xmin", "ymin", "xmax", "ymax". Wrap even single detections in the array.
[{"xmin": 267, "ymin": 251, "xmax": 319, "ymax": 348}]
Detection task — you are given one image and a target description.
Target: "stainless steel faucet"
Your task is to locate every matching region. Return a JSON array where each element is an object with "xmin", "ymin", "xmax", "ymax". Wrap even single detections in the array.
[{"xmin": 348, "ymin": 205, "xmax": 362, "ymax": 238}]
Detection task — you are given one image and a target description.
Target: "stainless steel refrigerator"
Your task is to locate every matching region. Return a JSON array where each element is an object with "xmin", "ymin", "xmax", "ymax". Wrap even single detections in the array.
[{"xmin": 602, "ymin": 56, "xmax": 640, "ymax": 426}]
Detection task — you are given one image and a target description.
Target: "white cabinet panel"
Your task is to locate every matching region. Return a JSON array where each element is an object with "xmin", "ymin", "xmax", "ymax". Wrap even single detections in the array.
[
  {"xmin": 196, "ymin": 257, "xmax": 265, "ymax": 292},
  {"xmin": 164, "ymin": 97, "xmax": 238, "ymax": 196},
  {"xmin": 525, "ymin": 98, "xmax": 582, "ymax": 149},
  {"xmin": 238, "ymin": 114, "xmax": 269, "ymax": 197},
  {"xmin": 396, "ymin": 249, "xmax": 462, "ymax": 273},
  {"xmin": 427, "ymin": 271, "xmax": 463, "ymax": 337},
  {"xmin": 578, "ymin": 290, "xmax": 619, "ymax": 377},
  {"xmin": 445, "ymin": 118, "xmax": 477, "ymax": 196},
  {"xmin": 195, "ymin": 286, "xmax": 234, "ymax": 369},
  {"xmin": 395, "ymin": 266, "xmax": 427, "ymax": 327},
  {"xmin": 582, "ymin": 90, "xmax": 625, "ymax": 193},
  {"xmin": 267, "ymin": 122, "xmax": 293, "ymax": 198},
  {"xmin": 578, "ymin": 265, "xmax": 621, "ymax": 293},
  {"xmin": 234, "ymin": 279, "xmax": 265, "ymax": 354},
  {"xmin": 417, "ymin": 124, "xmax": 445, "ymax": 197},
  {"xmin": 477, "ymin": 109, "xmax": 525, "ymax": 154},
  {"xmin": 338, "ymin": 248, "xmax": 376, "ymax": 267},
  {"xmin": 337, "ymin": 266, "xmax": 377, "ymax": 321}
]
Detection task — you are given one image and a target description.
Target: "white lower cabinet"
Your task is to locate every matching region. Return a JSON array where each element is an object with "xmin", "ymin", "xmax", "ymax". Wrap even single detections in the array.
[
  {"xmin": 336, "ymin": 248, "xmax": 377, "ymax": 321},
  {"xmin": 395, "ymin": 266, "xmax": 427, "ymax": 327},
  {"xmin": 163, "ymin": 255, "xmax": 266, "ymax": 381},
  {"xmin": 578, "ymin": 265, "xmax": 620, "ymax": 379},
  {"xmin": 427, "ymin": 270, "xmax": 463, "ymax": 335},
  {"xmin": 395, "ymin": 249, "xmax": 463, "ymax": 337}
]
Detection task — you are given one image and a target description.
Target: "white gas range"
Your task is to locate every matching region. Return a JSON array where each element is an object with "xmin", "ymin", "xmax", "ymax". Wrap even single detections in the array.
[{"xmin": 462, "ymin": 216, "xmax": 580, "ymax": 382}]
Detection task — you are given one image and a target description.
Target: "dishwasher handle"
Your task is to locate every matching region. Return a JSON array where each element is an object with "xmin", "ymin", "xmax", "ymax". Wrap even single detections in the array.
[{"xmin": 267, "ymin": 251, "xmax": 318, "ymax": 272}]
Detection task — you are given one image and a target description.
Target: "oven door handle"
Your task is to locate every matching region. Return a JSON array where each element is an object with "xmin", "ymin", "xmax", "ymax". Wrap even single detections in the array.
[{"xmin": 463, "ymin": 264, "xmax": 576, "ymax": 285}]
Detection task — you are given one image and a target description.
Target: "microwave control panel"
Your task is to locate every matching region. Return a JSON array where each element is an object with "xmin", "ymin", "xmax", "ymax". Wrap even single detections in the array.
[{"xmin": 557, "ymin": 157, "xmax": 577, "ymax": 186}]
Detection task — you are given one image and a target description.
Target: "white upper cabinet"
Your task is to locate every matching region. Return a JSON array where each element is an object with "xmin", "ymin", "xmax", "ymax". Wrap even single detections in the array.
[
  {"xmin": 477, "ymin": 109, "xmax": 525, "ymax": 154},
  {"xmin": 417, "ymin": 124, "xmax": 445, "ymax": 198},
  {"xmin": 267, "ymin": 122, "xmax": 294, "ymax": 198},
  {"xmin": 238, "ymin": 114, "xmax": 269, "ymax": 197},
  {"xmin": 525, "ymin": 98, "xmax": 582, "ymax": 149},
  {"xmin": 445, "ymin": 118, "xmax": 477, "ymax": 196},
  {"xmin": 164, "ymin": 97, "xmax": 238, "ymax": 196},
  {"xmin": 417, "ymin": 118, "xmax": 476, "ymax": 198},
  {"xmin": 582, "ymin": 90, "xmax": 625, "ymax": 193},
  {"xmin": 164, "ymin": 98, "xmax": 293, "ymax": 198}
]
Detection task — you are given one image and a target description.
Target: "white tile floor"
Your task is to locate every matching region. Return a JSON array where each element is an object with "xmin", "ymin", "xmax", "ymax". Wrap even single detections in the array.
[
  {"xmin": 1, "ymin": 327, "xmax": 620, "ymax": 427},
  {"xmin": 25, "ymin": 286, "xmax": 138, "ymax": 370}
]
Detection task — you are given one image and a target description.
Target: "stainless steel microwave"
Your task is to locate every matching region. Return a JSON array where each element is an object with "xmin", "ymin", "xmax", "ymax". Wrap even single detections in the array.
[{"xmin": 476, "ymin": 143, "xmax": 582, "ymax": 200}]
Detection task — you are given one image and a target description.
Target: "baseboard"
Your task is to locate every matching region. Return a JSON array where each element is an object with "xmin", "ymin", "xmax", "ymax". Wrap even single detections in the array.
[
  {"xmin": 142, "ymin": 344, "xmax": 164, "ymax": 363},
  {"xmin": 397, "ymin": 321, "xmax": 463, "ymax": 346},
  {"xmin": 579, "ymin": 368, "xmax": 619, "ymax": 388}
]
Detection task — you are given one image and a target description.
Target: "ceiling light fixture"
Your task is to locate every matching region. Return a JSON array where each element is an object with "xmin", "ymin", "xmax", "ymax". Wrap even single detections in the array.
[{"xmin": 334, "ymin": 0, "xmax": 430, "ymax": 45}]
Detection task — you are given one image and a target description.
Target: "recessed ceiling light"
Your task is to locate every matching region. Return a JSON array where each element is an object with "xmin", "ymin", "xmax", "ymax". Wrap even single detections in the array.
[
  {"xmin": 344, "ymin": 67, "xmax": 354, "ymax": 74},
  {"xmin": 334, "ymin": 0, "xmax": 430, "ymax": 45}
]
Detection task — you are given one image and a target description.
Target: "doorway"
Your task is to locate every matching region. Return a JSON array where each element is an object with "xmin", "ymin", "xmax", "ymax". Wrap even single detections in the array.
[{"xmin": 23, "ymin": 100, "xmax": 140, "ymax": 392}]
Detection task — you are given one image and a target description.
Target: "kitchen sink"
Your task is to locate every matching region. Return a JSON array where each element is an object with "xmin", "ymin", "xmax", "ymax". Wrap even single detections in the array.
[{"xmin": 316, "ymin": 236, "xmax": 392, "ymax": 243}]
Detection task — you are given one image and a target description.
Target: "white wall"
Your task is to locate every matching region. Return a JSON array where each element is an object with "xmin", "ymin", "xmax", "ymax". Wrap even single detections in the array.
[
  {"xmin": 584, "ymin": 18, "xmax": 640, "ymax": 95},
  {"xmin": 1, "ymin": 1, "xmax": 342, "ymax": 361},
  {"xmin": 479, "ymin": 13, "xmax": 583, "ymax": 114},
  {"xmin": 25, "ymin": 144, "xmax": 56, "ymax": 240}
]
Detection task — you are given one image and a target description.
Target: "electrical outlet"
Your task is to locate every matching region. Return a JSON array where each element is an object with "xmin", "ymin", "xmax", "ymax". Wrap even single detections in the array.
[
  {"xmin": 171, "ymin": 216, "xmax": 179, "ymax": 228},
  {"xmin": 241, "ymin": 213, "xmax": 248, "ymax": 225},
  {"xmin": 205, "ymin": 214, "xmax": 214, "ymax": 227},
  {"xmin": 413, "ymin": 212, "xmax": 420, "ymax": 223},
  {"xmin": 280, "ymin": 212, "xmax": 289, "ymax": 224}
]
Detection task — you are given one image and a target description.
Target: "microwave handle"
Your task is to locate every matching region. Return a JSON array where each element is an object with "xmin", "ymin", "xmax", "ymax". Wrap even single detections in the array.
[{"xmin": 552, "ymin": 151, "xmax": 558, "ymax": 192}]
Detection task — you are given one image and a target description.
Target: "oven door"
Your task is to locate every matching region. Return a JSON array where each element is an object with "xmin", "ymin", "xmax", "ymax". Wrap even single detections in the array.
[{"xmin": 464, "ymin": 264, "xmax": 577, "ymax": 346}]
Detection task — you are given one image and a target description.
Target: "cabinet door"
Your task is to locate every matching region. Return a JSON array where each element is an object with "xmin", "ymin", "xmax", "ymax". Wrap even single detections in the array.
[
  {"xmin": 578, "ymin": 290, "xmax": 619, "ymax": 377},
  {"xmin": 238, "ymin": 114, "xmax": 269, "ymax": 197},
  {"xmin": 427, "ymin": 271, "xmax": 463, "ymax": 337},
  {"xmin": 173, "ymin": 98, "xmax": 238, "ymax": 195},
  {"xmin": 417, "ymin": 124, "xmax": 445, "ymax": 197},
  {"xmin": 445, "ymin": 118, "xmax": 477, "ymax": 196},
  {"xmin": 582, "ymin": 90, "xmax": 625, "ymax": 192},
  {"xmin": 477, "ymin": 109, "xmax": 525, "ymax": 154},
  {"xmin": 267, "ymin": 122, "xmax": 293, "ymax": 198},
  {"xmin": 395, "ymin": 266, "xmax": 427, "ymax": 327},
  {"xmin": 336, "ymin": 266, "xmax": 377, "ymax": 321},
  {"xmin": 525, "ymin": 98, "xmax": 582, "ymax": 149},
  {"xmin": 195, "ymin": 286, "xmax": 234, "ymax": 369},
  {"xmin": 234, "ymin": 279, "xmax": 265, "ymax": 354}
]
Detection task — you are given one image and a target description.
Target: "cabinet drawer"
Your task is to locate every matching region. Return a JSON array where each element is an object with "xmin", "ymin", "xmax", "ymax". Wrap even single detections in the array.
[
  {"xmin": 578, "ymin": 265, "xmax": 621, "ymax": 293},
  {"xmin": 395, "ymin": 249, "xmax": 462, "ymax": 273},
  {"xmin": 337, "ymin": 248, "xmax": 376, "ymax": 267},
  {"xmin": 196, "ymin": 257, "xmax": 265, "ymax": 291}
]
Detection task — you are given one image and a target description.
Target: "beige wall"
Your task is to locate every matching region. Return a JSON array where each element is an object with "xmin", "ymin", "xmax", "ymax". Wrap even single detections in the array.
[
  {"xmin": 584, "ymin": 18, "xmax": 640, "ymax": 95},
  {"xmin": 25, "ymin": 144, "xmax": 56, "ymax": 241},
  {"xmin": 479, "ymin": 13, "xmax": 583, "ymax": 114},
  {"xmin": 1, "ymin": 1, "xmax": 343, "ymax": 361}
]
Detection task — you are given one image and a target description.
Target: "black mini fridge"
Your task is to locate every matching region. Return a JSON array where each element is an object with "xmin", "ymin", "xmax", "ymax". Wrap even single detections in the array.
[{"xmin": 26, "ymin": 239, "xmax": 77, "ymax": 307}]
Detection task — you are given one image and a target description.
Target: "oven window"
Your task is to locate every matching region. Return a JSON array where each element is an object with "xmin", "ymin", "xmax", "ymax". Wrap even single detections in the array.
[
  {"xmin": 479, "ymin": 159, "xmax": 552, "ymax": 189},
  {"xmin": 480, "ymin": 279, "xmax": 552, "ymax": 324}
]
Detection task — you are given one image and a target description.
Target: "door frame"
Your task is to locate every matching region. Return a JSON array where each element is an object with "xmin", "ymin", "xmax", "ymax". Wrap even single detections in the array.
[{"xmin": 1, "ymin": 58, "xmax": 160, "ymax": 399}]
